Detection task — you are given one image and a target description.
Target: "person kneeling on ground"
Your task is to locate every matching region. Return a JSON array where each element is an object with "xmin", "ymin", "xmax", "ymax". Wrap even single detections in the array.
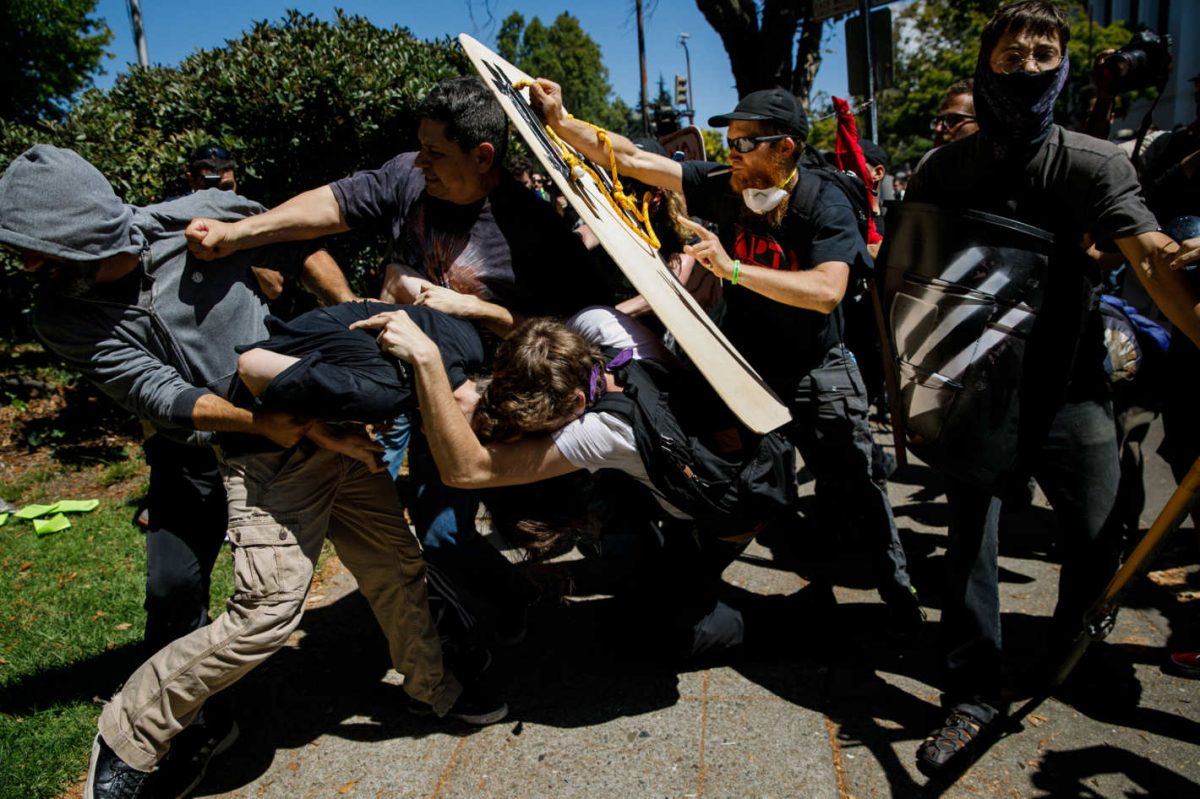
[{"xmin": 354, "ymin": 305, "xmax": 824, "ymax": 658}]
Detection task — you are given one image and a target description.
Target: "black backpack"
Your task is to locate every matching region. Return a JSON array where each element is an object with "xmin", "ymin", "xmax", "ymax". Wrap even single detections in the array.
[{"xmin": 591, "ymin": 352, "xmax": 796, "ymax": 534}]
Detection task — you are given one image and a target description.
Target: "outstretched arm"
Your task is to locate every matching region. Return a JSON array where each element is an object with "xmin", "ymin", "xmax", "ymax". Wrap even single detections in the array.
[
  {"xmin": 187, "ymin": 186, "xmax": 349, "ymax": 260},
  {"xmin": 1117, "ymin": 231, "xmax": 1200, "ymax": 348},
  {"xmin": 529, "ymin": 79, "xmax": 684, "ymax": 194},
  {"xmin": 351, "ymin": 311, "xmax": 578, "ymax": 487},
  {"xmin": 300, "ymin": 249, "xmax": 357, "ymax": 305}
]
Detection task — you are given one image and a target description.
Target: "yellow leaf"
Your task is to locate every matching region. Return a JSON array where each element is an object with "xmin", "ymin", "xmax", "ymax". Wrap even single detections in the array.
[
  {"xmin": 115, "ymin": 622, "xmax": 132, "ymax": 631},
  {"xmin": 337, "ymin": 780, "xmax": 358, "ymax": 794}
]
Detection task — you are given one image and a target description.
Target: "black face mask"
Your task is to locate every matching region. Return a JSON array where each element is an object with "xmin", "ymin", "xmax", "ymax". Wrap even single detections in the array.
[{"xmin": 974, "ymin": 53, "xmax": 1070, "ymax": 159}]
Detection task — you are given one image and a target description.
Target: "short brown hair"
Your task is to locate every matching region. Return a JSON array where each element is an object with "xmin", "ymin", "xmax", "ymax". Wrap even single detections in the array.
[
  {"xmin": 980, "ymin": 1, "xmax": 1070, "ymax": 61},
  {"xmin": 471, "ymin": 317, "xmax": 605, "ymax": 443}
]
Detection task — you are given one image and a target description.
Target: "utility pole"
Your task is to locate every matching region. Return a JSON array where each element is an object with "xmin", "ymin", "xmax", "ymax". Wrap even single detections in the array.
[
  {"xmin": 678, "ymin": 33, "xmax": 695, "ymax": 126},
  {"xmin": 859, "ymin": 0, "xmax": 878, "ymax": 143},
  {"xmin": 128, "ymin": 0, "xmax": 149, "ymax": 67},
  {"xmin": 636, "ymin": 0, "xmax": 649, "ymax": 136}
]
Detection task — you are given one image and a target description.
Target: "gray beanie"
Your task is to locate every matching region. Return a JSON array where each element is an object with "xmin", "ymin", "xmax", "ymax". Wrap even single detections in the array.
[{"xmin": 0, "ymin": 144, "xmax": 144, "ymax": 261}]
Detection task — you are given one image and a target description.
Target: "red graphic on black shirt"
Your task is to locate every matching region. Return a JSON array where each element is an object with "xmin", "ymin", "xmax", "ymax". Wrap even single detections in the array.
[{"xmin": 733, "ymin": 225, "xmax": 800, "ymax": 272}]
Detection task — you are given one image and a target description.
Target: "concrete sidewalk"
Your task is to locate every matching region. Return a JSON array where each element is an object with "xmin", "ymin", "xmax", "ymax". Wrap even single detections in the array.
[{"xmin": 196, "ymin": 425, "xmax": 1200, "ymax": 799}]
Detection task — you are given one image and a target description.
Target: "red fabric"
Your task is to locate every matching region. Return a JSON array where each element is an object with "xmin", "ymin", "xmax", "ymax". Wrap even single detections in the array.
[{"xmin": 831, "ymin": 96, "xmax": 881, "ymax": 245}]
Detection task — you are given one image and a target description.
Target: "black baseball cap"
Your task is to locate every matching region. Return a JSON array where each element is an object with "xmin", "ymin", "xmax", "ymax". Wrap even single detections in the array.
[
  {"xmin": 708, "ymin": 88, "xmax": 809, "ymax": 141},
  {"xmin": 858, "ymin": 138, "xmax": 891, "ymax": 171},
  {"xmin": 188, "ymin": 144, "xmax": 235, "ymax": 171}
]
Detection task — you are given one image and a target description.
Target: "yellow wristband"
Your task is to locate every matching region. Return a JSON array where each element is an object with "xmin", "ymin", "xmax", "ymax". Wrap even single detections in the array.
[{"xmin": 731, "ymin": 260, "xmax": 741, "ymax": 286}]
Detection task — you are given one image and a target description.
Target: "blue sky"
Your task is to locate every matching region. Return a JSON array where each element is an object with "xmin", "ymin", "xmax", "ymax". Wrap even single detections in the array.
[{"xmin": 90, "ymin": 0, "xmax": 867, "ymax": 126}]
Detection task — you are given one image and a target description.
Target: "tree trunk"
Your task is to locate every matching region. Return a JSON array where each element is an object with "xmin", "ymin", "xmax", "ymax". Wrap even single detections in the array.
[
  {"xmin": 759, "ymin": 0, "xmax": 803, "ymax": 92},
  {"xmin": 696, "ymin": 0, "xmax": 824, "ymax": 107},
  {"xmin": 695, "ymin": 0, "xmax": 763, "ymax": 96},
  {"xmin": 791, "ymin": 14, "xmax": 826, "ymax": 112}
]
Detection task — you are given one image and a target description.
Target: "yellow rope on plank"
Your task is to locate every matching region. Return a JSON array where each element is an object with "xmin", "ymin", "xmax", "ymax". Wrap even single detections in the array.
[{"xmin": 513, "ymin": 80, "xmax": 660, "ymax": 250}]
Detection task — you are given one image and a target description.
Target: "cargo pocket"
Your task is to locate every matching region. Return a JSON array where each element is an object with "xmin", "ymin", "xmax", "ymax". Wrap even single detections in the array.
[{"xmin": 227, "ymin": 516, "xmax": 311, "ymax": 605}]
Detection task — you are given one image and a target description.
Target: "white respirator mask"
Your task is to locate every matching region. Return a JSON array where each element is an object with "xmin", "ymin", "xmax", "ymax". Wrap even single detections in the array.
[{"xmin": 742, "ymin": 168, "xmax": 797, "ymax": 214}]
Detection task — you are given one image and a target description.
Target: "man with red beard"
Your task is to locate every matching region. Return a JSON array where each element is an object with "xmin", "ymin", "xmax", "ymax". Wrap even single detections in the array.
[{"xmin": 532, "ymin": 82, "xmax": 922, "ymax": 630}]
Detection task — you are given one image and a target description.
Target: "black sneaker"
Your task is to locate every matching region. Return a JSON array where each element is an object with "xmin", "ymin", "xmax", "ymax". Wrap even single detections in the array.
[
  {"xmin": 153, "ymin": 714, "xmax": 239, "ymax": 799},
  {"xmin": 85, "ymin": 735, "xmax": 153, "ymax": 799},
  {"xmin": 407, "ymin": 684, "xmax": 509, "ymax": 725}
]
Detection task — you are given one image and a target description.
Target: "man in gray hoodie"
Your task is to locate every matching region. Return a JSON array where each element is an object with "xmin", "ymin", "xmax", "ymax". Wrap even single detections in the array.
[{"xmin": 0, "ymin": 144, "xmax": 357, "ymax": 796}]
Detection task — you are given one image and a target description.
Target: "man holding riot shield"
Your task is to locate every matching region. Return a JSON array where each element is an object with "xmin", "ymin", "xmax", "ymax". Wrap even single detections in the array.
[{"xmin": 895, "ymin": 0, "xmax": 1200, "ymax": 775}]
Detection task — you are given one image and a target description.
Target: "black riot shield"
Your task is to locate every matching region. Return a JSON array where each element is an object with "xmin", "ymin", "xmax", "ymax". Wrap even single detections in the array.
[{"xmin": 879, "ymin": 202, "xmax": 1054, "ymax": 490}]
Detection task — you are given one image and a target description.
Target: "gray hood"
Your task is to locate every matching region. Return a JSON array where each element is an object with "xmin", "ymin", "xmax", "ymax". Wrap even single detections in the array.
[{"xmin": 0, "ymin": 144, "xmax": 145, "ymax": 261}]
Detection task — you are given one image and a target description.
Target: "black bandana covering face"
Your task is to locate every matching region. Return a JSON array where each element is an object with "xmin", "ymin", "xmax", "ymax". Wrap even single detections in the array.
[{"xmin": 974, "ymin": 52, "xmax": 1070, "ymax": 160}]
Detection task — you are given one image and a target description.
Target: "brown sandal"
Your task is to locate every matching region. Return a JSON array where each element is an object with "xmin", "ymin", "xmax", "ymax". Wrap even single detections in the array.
[{"xmin": 916, "ymin": 710, "xmax": 986, "ymax": 775}]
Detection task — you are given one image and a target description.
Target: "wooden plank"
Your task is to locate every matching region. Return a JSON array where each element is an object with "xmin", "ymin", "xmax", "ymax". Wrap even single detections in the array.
[{"xmin": 459, "ymin": 34, "xmax": 791, "ymax": 434}]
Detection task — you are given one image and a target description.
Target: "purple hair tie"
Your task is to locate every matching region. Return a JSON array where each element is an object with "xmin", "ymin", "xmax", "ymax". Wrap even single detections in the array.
[
  {"xmin": 590, "ymin": 349, "xmax": 633, "ymax": 403},
  {"xmin": 588, "ymin": 365, "xmax": 604, "ymax": 402}
]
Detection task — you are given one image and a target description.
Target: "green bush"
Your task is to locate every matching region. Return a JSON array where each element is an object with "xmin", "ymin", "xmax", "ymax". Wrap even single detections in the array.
[{"xmin": 0, "ymin": 9, "xmax": 470, "ymax": 340}]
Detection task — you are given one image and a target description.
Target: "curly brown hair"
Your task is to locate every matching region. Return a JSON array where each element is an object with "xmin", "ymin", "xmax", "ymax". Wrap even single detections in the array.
[{"xmin": 471, "ymin": 317, "xmax": 607, "ymax": 443}]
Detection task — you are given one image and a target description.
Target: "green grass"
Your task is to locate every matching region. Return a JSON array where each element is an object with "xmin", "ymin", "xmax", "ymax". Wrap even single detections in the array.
[
  {"xmin": 0, "ymin": 495, "xmax": 234, "ymax": 799},
  {"xmin": 99, "ymin": 452, "xmax": 141, "ymax": 487},
  {"xmin": 0, "ymin": 469, "xmax": 58, "ymax": 504}
]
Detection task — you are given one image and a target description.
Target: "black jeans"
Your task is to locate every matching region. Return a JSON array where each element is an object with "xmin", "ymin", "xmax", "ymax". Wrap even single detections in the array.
[
  {"xmin": 941, "ymin": 398, "xmax": 1121, "ymax": 721},
  {"xmin": 142, "ymin": 436, "xmax": 228, "ymax": 654},
  {"xmin": 787, "ymin": 345, "xmax": 914, "ymax": 605}
]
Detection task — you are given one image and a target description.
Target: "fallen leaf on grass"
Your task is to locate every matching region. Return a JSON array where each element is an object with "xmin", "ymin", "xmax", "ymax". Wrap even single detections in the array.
[
  {"xmin": 93, "ymin": 611, "xmax": 107, "ymax": 621},
  {"xmin": 337, "ymin": 780, "xmax": 358, "ymax": 794},
  {"xmin": 114, "ymin": 623, "xmax": 131, "ymax": 631},
  {"xmin": 19, "ymin": 562, "xmax": 32, "ymax": 572},
  {"xmin": 0, "ymin": 657, "xmax": 8, "ymax": 665}
]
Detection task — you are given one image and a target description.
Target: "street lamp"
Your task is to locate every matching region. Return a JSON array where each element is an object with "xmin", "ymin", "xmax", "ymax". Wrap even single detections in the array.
[{"xmin": 678, "ymin": 33, "xmax": 694, "ymax": 126}]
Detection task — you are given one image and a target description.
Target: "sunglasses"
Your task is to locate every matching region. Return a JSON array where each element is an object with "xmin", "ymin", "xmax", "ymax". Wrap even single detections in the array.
[
  {"xmin": 726, "ymin": 134, "xmax": 790, "ymax": 153},
  {"xmin": 930, "ymin": 113, "xmax": 976, "ymax": 131}
]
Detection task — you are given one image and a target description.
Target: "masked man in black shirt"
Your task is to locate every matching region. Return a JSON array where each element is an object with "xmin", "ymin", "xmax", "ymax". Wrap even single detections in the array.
[
  {"xmin": 530, "ymin": 80, "xmax": 922, "ymax": 631},
  {"xmin": 902, "ymin": 0, "xmax": 1200, "ymax": 775}
]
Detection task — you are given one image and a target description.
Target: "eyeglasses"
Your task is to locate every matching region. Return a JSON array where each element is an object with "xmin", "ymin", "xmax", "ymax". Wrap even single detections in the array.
[
  {"xmin": 930, "ymin": 113, "xmax": 977, "ymax": 131},
  {"xmin": 994, "ymin": 47, "xmax": 1062, "ymax": 75},
  {"xmin": 727, "ymin": 134, "xmax": 790, "ymax": 154}
]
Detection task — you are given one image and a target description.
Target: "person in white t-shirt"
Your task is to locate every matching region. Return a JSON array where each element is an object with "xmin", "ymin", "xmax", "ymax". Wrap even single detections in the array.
[{"xmin": 353, "ymin": 305, "xmax": 815, "ymax": 656}]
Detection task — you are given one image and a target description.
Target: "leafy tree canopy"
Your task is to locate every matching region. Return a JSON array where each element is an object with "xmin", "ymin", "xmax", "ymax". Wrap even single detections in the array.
[
  {"xmin": 0, "ymin": 0, "xmax": 113, "ymax": 123},
  {"xmin": 0, "ymin": 10, "xmax": 466, "ymax": 339},
  {"xmin": 874, "ymin": 0, "xmax": 1135, "ymax": 169},
  {"xmin": 496, "ymin": 11, "xmax": 630, "ymax": 132}
]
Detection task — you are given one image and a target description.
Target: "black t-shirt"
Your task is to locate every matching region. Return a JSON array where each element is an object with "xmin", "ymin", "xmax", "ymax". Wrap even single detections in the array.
[
  {"xmin": 1138, "ymin": 125, "xmax": 1200, "ymax": 224},
  {"xmin": 680, "ymin": 160, "xmax": 870, "ymax": 393},
  {"xmin": 906, "ymin": 124, "xmax": 1158, "ymax": 400},
  {"xmin": 329, "ymin": 152, "xmax": 612, "ymax": 318},
  {"xmin": 241, "ymin": 301, "xmax": 484, "ymax": 424}
]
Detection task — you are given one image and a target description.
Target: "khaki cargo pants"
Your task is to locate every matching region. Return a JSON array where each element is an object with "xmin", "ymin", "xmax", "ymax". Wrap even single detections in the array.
[{"xmin": 99, "ymin": 442, "xmax": 461, "ymax": 771}]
